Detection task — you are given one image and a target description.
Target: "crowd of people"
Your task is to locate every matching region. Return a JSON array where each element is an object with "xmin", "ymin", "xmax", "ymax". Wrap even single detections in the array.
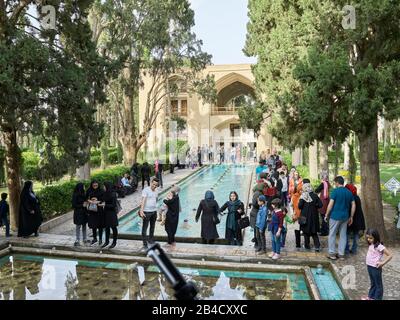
[
  {"xmin": 249, "ymin": 150, "xmax": 393, "ymax": 299},
  {"xmin": 0, "ymin": 147, "xmax": 394, "ymax": 300},
  {"xmin": 184, "ymin": 144, "xmax": 257, "ymax": 168}
]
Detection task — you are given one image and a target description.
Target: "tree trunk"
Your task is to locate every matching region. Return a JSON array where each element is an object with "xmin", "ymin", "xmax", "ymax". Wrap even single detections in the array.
[
  {"xmin": 343, "ymin": 140, "xmax": 350, "ymax": 171},
  {"xmin": 333, "ymin": 141, "xmax": 340, "ymax": 177},
  {"xmin": 3, "ymin": 127, "xmax": 22, "ymax": 230},
  {"xmin": 292, "ymin": 147, "xmax": 303, "ymax": 166},
  {"xmin": 76, "ymin": 162, "xmax": 91, "ymax": 181},
  {"xmin": 309, "ymin": 141, "xmax": 318, "ymax": 180},
  {"xmin": 120, "ymin": 138, "xmax": 137, "ymax": 166},
  {"xmin": 358, "ymin": 122, "xmax": 386, "ymax": 240},
  {"xmin": 319, "ymin": 142, "xmax": 329, "ymax": 176},
  {"xmin": 383, "ymin": 118, "xmax": 391, "ymax": 163}
]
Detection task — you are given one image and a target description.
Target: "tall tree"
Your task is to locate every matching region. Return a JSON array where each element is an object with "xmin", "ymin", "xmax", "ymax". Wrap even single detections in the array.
[
  {"xmin": 96, "ymin": 0, "xmax": 215, "ymax": 165},
  {"xmin": 0, "ymin": 0, "xmax": 107, "ymax": 229},
  {"xmin": 246, "ymin": 0, "xmax": 400, "ymax": 238}
]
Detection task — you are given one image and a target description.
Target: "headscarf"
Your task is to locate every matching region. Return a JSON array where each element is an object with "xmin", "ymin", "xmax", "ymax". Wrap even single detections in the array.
[
  {"xmin": 228, "ymin": 191, "xmax": 241, "ymax": 210},
  {"xmin": 345, "ymin": 184, "xmax": 357, "ymax": 196},
  {"xmin": 205, "ymin": 190, "xmax": 214, "ymax": 201},
  {"xmin": 21, "ymin": 181, "xmax": 36, "ymax": 201},
  {"xmin": 300, "ymin": 183, "xmax": 313, "ymax": 203},
  {"xmin": 73, "ymin": 182, "xmax": 85, "ymax": 196},
  {"xmin": 171, "ymin": 185, "xmax": 181, "ymax": 194}
]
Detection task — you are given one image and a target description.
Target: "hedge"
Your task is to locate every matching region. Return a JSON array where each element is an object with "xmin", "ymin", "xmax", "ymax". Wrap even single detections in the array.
[{"xmin": 37, "ymin": 165, "xmax": 130, "ymax": 221}]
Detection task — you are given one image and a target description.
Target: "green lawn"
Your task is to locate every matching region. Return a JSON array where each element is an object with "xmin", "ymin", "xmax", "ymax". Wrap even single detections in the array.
[{"xmin": 380, "ymin": 163, "xmax": 400, "ymax": 208}]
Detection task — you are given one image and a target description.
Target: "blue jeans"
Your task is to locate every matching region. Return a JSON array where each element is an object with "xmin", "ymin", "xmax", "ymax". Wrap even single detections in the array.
[
  {"xmin": 367, "ymin": 265, "xmax": 383, "ymax": 300},
  {"xmin": 271, "ymin": 231, "xmax": 281, "ymax": 254},
  {"xmin": 345, "ymin": 231, "xmax": 359, "ymax": 254},
  {"xmin": 281, "ymin": 226, "xmax": 287, "ymax": 247},
  {"xmin": 328, "ymin": 218, "xmax": 348, "ymax": 256}
]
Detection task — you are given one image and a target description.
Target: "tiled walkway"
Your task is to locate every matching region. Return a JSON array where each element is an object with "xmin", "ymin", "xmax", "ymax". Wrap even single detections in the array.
[{"xmin": 46, "ymin": 167, "xmax": 202, "ymax": 236}]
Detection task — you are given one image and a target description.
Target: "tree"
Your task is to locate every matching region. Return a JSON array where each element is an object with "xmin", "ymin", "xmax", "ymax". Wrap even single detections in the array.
[
  {"xmin": 246, "ymin": 0, "xmax": 400, "ymax": 238},
  {"xmin": 95, "ymin": 0, "xmax": 216, "ymax": 165},
  {"xmin": 0, "ymin": 0, "xmax": 107, "ymax": 229},
  {"xmin": 237, "ymin": 98, "xmax": 270, "ymax": 137}
]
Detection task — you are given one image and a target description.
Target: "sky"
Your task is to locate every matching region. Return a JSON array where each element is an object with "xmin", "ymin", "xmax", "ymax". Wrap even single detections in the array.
[{"xmin": 189, "ymin": 0, "xmax": 257, "ymax": 65}]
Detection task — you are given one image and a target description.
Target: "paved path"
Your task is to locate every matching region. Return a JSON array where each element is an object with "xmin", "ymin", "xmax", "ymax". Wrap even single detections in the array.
[{"xmin": 46, "ymin": 167, "xmax": 202, "ymax": 236}]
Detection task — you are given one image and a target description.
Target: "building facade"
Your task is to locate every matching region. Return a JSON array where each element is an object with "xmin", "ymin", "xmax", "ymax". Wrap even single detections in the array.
[{"xmin": 138, "ymin": 64, "xmax": 275, "ymax": 161}]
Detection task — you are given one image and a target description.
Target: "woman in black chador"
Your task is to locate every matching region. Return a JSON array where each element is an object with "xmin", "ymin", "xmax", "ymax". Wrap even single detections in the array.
[
  {"xmin": 86, "ymin": 180, "xmax": 104, "ymax": 245},
  {"xmin": 101, "ymin": 182, "xmax": 119, "ymax": 249},
  {"xmin": 163, "ymin": 189, "xmax": 180, "ymax": 246},
  {"xmin": 18, "ymin": 181, "xmax": 43, "ymax": 238},
  {"xmin": 196, "ymin": 190, "xmax": 219, "ymax": 244}
]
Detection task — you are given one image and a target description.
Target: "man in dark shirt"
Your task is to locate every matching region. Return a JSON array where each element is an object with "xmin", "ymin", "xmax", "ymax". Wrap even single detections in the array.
[
  {"xmin": 0, "ymin": 193, "xmax": 11, "ymax": 237},
  {"xmin": 141, "ymin": 162, "xmax": 151, "ymax": 189}
]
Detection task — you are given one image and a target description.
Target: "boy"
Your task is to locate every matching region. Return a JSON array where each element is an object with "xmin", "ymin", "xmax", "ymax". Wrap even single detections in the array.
[
  {"xmin": 0, "ymin": 193, "xmax": 11, "ymax": 237},
  {"xmin": 255, "ymin": 195, "xmax": 268, "ymax": 255}
]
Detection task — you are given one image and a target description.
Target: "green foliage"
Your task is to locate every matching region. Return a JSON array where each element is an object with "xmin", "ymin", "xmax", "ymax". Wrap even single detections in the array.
[
  {"xmin": 1, "ymin": 1, "xmax": 109, "ymax": 195},
  {"xmin": 108, "ymin": 147, "xmax": 120, "ymax": 165},
  {"xmin": 238, "ymin": 98, "xmax": 267, "ymax": 135},
  {"xmin": 37, "ymin": 181, "xmax": 78, "ymax": 221},
  {"xmin": 378, "ymin": 146, "xmax": 400, "ymax": 163},
  {"xmin": 21, "ymin": 151, "xmax": 40, "ymax": 181}
]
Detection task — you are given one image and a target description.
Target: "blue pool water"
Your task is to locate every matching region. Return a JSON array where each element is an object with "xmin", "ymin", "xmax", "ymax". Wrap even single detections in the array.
[
  {"xmin": 0, "ymin": 254, "xmax": 315, "ymax": 300},
  {"xmin": 119, "ymin": 164, "xmax": 254, "ymax": 238}
]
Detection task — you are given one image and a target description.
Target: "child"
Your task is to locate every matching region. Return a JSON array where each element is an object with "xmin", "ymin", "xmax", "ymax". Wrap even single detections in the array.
[
  {"xmin": 255, "ymin": 195, "xmax": 267, "ymax": 255},
  {"xmin": 268, "ymin": 198, "xmax": 285, "ymax": 260},
  {"xmin": 0, "ymin": 193, "xmax": 11, "ymax": 237},
  {"xmin": 363, "ymin": 228, "xmax": 393, "ymax": 300}
]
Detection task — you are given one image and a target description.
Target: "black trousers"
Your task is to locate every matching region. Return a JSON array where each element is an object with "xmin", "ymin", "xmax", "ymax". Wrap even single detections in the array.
[
  {"xmin": 105, "ymin": 227, "xmax": 118, "ymax": 243},
  {"xmin": 320, "ymin": 213, "xmax": 329, "ymax": 235},
  {"xmin": 202, "ymin": 238, "xmax": 215, "ymax": 244},
  {"xmin": 170, "ymin": 164, "xmax": 174, "ymax": 173},
  {"xmin": 255, "ymin": 227, "xmax": 266, "ymax": 252},
  {"xmin": 295, "ymin": 229, "xmax": 301, "ymax": 248},
  {"xmin": 92, "ymin": 228, "xmax": 103, "ymax": 242},
  {"xmin": 142, "ymin": 211, "xmax": 157, "ymax": 246},
  {"xmin": 142, "ymin": 176, "xmax": 150, "ymax": 189},
  {"xmin": 303, "ymin": 232, "xmax": 320, "ymax": 249},
  {"xmin": 167, "ymin": 232, "xmax": 176, "ymax": 244}
]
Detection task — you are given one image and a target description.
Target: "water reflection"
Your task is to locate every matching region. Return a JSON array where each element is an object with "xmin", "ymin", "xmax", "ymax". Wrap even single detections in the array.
[{"xmin": 0, "ymin": 255, "xmax": 308, "ymax": 300}]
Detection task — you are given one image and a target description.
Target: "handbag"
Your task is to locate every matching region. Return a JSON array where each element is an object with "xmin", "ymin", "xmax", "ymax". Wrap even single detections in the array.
[
  {"xmin": 213, "ymin": 214, "xmax": 220, "ymax": 225},
  {"xmin": 238, "ymin": 216, "xmax": 250, "ymax": 229},
  {"xmin": 298, "ymin": 215, "xmax": 307, "ymax": 225},
  {"xmin": 87, "ymin": 202, "xmax": 98, "ymax": 212}
]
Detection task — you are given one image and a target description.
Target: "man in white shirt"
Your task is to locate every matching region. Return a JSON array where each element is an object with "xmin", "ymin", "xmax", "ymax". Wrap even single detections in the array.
[
  {"xmin": 139, "ymin": 178, "xmax": 159, "ymax": 248},
  {"xmin": 121, "ymin": 173, "xmax": 133, "ymax": 194}
]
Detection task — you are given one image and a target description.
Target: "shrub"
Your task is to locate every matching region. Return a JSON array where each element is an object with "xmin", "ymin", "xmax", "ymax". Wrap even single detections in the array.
[
  {"xmin": 108, "ymin": 148, "xmax": 119, "ymax": 164},
  {"xmin": 90, "ymin": 154, "xmax": 101, "ymax": 167},
  {"xmin": 37, "ymin": 181, "xmax": 77, "ymax": 221},
  {"xmin": 22, "ymin": 151, "xmax": 41, "ymax": 181},
  {"xmin": 36, "ymin": 165, "xmax": 130, "ymax": 221},
  {"xmin": 378, "ymin": 146, "xmax": 400, "ymax": 163}
]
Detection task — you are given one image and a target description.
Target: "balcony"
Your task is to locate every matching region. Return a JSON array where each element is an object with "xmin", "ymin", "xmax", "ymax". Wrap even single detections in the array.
[{"xmin": 211, "ymin": 105, "xmax": 239, "ymax": 115}]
